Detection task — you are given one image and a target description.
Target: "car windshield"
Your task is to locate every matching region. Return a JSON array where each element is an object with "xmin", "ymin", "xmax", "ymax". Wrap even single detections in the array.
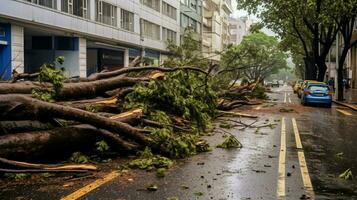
[{"xmin": 309, "ymin": 85, "xmax": 329, "ymax": 92}]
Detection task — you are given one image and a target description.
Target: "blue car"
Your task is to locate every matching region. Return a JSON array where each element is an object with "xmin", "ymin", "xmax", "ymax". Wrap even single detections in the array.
[{"xmin": 301, "ymin": 83, "xmax": 332, "ymax": 107}]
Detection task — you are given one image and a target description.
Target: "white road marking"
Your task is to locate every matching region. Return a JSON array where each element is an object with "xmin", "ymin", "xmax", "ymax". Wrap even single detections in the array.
[
  {"xmin": 284, "ymin": 93, "xmax": 287, "ymax": 103},
  {"xmin": 288, "ymin": 97, "xmax": 292, "ymax": 103},
  {"xmin": 336, "ymin": 109, "xmax": 352, "ymax": 116},
  {"xmin": 292, "ymin": 118, "xmax": 314, "ymax": 198},
  {"xmin": 277, "ymin": 117, "xmax": 286, "ymax": 199}
]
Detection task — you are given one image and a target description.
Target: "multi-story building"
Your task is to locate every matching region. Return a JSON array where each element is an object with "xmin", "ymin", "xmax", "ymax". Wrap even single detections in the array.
[
  {"xmin": 0, "ymin": 0, "xmax": 180, "ymax": 80},
  {"xmin": 229, "ymin": 16, "xmax": 252, "ymax": 45},
  {"xmin": 202, "ymin": 0, "xmax": 232, "ymax": 63},
  {"xmin": 179, "ymin": 0, "xmax": 202, "ymax": 40}
]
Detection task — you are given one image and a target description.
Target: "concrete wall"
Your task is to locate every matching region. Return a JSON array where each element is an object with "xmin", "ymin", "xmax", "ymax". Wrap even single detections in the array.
[
  {"xmin": 79, "ymin": 37, "xmax": 86, "ymax": 77},
  {"xmin": 11, "ymin": 24, "xmax": 24, "ymax": 73}
]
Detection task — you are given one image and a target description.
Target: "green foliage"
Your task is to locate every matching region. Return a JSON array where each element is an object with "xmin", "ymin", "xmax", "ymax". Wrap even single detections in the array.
[
  {"xmin": 156, "ymin": 168, "xmax": 166, "ymax": 177},
  {"xmin": 146, "ymin": 184, "xmax": 159, "ymax": 191},
  {"xmin": 219, "ymin": 122, "xmax": 234, "ymax": 129},
  {"xmin": 164, "ymin": 28, "xmax": 208, "ymax": 69},
  {"xmin": 148, "ymin": 111, "xmax": 172, "ymax": 125},
  {"xmin": 41, "ymin": 173, "xmax": 55, "ymax": 178},
  {"xmin": 85, "ymin": 104, "xmax": 99, "ymax": 113},
  {"xmin": 124, "ymin": 70, "xmax": 216, "ymax": 132},
  {"xmin": 150, "ymin": 128, "xmax": 199, "ymax": 158},
  {"xmin": 95, "ymin": 140, "xmax": 110, "ymax": 152},
  {"xmin": 32, "ymin": 57, "xmax": 65, "ymax": 102},
  {"xmin": 4, "ymin": 173, "xmax": 30, "ymax": 180},
  {"xmin": 167, "ymin": 197, "xmax": 179, "ymax": 200},
  {"xmin": 339, "ymin": 168, "xmax": 353, "ymax": 180},
  {"xmin": 128, "ymin": 147, "xmax": 174, "ymax": 170},
  {"xmin": 217, "ymin": 135, "xmax": 242, "ymax": 149},
  {"xmin": 249, "ymin": 85, "xmax": 269, "ymax": 100},
  {"xmin": 69, "ymin": 152, "xmax": 89, "ymax": 163}
]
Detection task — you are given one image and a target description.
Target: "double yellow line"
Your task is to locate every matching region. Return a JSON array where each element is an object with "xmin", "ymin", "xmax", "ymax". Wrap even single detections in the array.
[{"xmin": 277, "ymin": 117, "xmax": 314, "ymax": 199}]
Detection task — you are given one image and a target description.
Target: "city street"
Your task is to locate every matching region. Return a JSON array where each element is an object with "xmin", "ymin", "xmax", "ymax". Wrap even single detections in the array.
[{"xmin": 2, "ymin": 85, "xmax": 357, "ymax": 200}]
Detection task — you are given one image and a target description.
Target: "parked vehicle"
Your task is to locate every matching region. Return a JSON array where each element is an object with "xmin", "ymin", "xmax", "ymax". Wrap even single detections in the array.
[
  {"xmin": 265, "ymin": 81, "xmax": 273, "ymax": 87},
  {"xmin": 301, "ymin": 83, "xmax": 333, "ymax": 107},
  {"xmin": 272, "ymin": 80, "xmax": 280, "ymax": 87},
  {"xmin": 293, "ymin": 80, "xmax": 303, "ymax": 94},
  {"xmin": 297, "ymin": 80, "xmax": 321, "ymax": 98}
]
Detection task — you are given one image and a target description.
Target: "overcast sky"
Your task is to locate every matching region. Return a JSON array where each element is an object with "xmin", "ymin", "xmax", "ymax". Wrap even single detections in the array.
[{"xmin": 230, "ymin": 2, "xmax": 276, "ymax": 36}]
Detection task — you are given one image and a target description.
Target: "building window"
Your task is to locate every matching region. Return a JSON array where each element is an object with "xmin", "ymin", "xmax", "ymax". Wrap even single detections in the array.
[
  {"xmin": 26, "ymin": 0, "xmax": 56, "ymax": 9},
  {"xmin": 121, "ymin": 9, "xmax": 134, "ymax": 32},
  {"xmin": 141, "ymin": 19, "xmax": 160, "ymax": 40},
  {"xmin": 180, "ymin": 14, "xmax": 189, "ymax": 27},
  {"xmin": 190, "ymin": 0, "xmax": 197, "ymax": 10},
  {"xmin": 95, "ymin": 0, "xmax": 117, "ymax": 26},
  {"xmin": 162, "ymin": 27, "xmax": 176, "ymax": 43},
  {"xmin": 0, "ymin": 28, "xmax": 5, "ymax": 37},
  {"xmin": 61, "ymin": 0, "xmax": 89, "ymax": 19},
  {"xmin": 141, "ymin": 0, "xmax": 160, "ymax": 12},
  {"xmin": 162, "ymin": 2, "xmax": 177, "ymax": 20}
]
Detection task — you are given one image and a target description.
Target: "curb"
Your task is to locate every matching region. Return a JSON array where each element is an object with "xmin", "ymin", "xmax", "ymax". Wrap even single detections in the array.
[{"xmin": 333, "ymin": 100, "xmax": 357, "ymax": 111}]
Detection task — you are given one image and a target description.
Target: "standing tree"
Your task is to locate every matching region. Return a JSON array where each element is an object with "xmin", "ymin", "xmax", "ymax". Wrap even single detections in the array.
[{"xmin": 221, "ymin": 32, "xmax": 287, "ymax": 84}]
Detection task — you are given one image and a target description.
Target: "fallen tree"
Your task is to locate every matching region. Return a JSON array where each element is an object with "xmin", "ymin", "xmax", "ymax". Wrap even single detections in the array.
[{"xmin": 0, "ymin": 29, "xmax": 269, "ymax": 174}]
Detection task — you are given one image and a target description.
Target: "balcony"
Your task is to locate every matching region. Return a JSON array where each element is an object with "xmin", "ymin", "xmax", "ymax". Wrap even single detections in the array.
[{"xmin": 222, "ymin": 0, "xmax": 233, "ymax": 14}]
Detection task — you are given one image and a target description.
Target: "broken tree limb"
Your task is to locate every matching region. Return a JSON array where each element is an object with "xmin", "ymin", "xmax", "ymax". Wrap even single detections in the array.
[
  {"xmin": 0, "ymin": 157, "xmax": 97, "ymax": 171},
  {"xmin": 79, "ymin": 66, "xmax": 209, "ymax": 82},
  {"xmin": 0, "ymin": 95, "xmax": 152, "ymax": 146},
  {"xmin": 217, "ymin": 99, "xmax": 262, "ymax": 111},
  {"xmin": 11, "ymin": 70, "xmax": 39, "ymax": 83},
  {"xmin": 0, "ymin": 124, "xmax": 138, "ymax": 160},
  {"xmin": 216, "ymin": 110, "xmax": 258, "ymax": 118},
  {"xmin": 0, "ymin": 77, "xmax": 148, "ymax": 100},
  {"xmin": 0, "ymin": 168, "xmax": 90, "ymax": 173},
  {"xmin": 141, "ymin": 119, "xmax": 192, "ymax": 132}
]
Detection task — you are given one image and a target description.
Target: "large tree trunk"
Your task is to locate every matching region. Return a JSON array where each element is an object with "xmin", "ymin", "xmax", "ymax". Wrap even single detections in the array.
[
  {"xmin": 0, "ymin": 125, "xmax": 138, "ymax": 161},
  {"xmin": 0, "ymin": 77, "xmax": 148, "ymax": 100},
  {"xmin": 316, "ymin": 58, "xmax": 327, "ymax": 82},
  {"xmin": 0, "ymin": 120, "xmax": 54, "ymax": 134},
  {"xmin": 304, "ymin": 56, "xmax": 317, "ymax": 80},
  {"xmin": 0, "ymin": 95, "xmax": 152, "ymax": 146}
]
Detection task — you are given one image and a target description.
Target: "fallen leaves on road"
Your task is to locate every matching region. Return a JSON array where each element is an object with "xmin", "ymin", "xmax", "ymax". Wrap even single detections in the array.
[
  {"xmin": 216, "ymin": 136, "xmax": 242, "ymax": 149},
  {"xmin": 339, "ymin": 168, "xmax": 353, "ymax": 180}
]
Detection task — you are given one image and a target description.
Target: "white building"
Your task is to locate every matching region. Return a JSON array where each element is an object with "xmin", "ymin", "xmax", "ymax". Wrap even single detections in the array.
[
  {"xmin": 202, "ymin": 0, "xmax": 233, "ymax": 63},
  {"xmin": 229, "ymin": 16, "xmax": 252, "ymax": 45},
  {"xmin": 0, "ymin": 0, "xmax": 180, "ymax": 80}
]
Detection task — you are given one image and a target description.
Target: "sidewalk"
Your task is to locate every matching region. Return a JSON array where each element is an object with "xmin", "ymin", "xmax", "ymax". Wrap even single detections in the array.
[{"xmin": 333, "ymin": 88, "xmax": 357, "ymax": 111}]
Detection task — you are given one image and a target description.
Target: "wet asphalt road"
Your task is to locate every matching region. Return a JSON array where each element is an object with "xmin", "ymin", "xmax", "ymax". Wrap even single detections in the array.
[{"xmin": 2, "ymin": 85, "xmax": 357, "ymax": 200}]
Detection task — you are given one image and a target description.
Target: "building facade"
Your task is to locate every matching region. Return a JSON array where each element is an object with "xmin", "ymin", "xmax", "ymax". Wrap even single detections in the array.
[
  {"xmin": 179, "ymin": 0, "xmax": 202, "ymax": 40},
  {"xmin": 0, "ymin": 0, "xmax": 181, "ymax": 80},
  {"xmin": 202, "ymin": 0, "xmax": 232, "ymax": 63},
  {"xmin": 229, "ymin": 16, "xmax": 252, "ymax": 45}
]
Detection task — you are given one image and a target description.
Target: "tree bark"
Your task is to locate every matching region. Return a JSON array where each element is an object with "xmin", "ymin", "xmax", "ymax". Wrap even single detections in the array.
[
  {"xmin": 0, "ymin": 77, "xmax": 148, "ymax": 100},
  {"xmin": 0, "ymin": 94, "xmax": 152, "ymax": 146},
  {"xmin": 0, "ymin": 124, "xmax": 138, "ymax": 161}
]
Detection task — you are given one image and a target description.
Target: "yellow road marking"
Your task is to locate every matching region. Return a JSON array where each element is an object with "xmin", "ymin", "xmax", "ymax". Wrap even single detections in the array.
[
  {"xmin": 336, "ymin": 109, "xmax": 352, "ymax": 116},
  {"xmin": 277, "ymin": 117, "xmax": 286, "ymax": 199},
  {"xmin": 61, "ymin": 171, "xmax": 120, "ymax": 200},
  {"xmin": 292, "ymin": 118, "xmax": 314, "ymax": 198},
  {"xmin": 284, "ymin": 93, "xmax": 287, "ymax": 103}
]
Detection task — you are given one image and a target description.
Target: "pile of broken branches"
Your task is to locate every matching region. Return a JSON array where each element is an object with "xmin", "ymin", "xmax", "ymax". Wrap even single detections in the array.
[{"xmin": 0, "ymin": 56, "xmax": 261, "ymax": 173}]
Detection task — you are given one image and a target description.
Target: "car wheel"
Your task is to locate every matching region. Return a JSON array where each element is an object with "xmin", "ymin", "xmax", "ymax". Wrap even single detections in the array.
[{"xmin": 326, "ymin": 103, "xmax": 332, "ymax": 108}]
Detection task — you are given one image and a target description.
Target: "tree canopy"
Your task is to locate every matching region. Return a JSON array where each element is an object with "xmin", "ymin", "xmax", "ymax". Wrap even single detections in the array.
[{"xmin": 220, "ymin": 32, "xmax": 287, "ymax": 84}]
